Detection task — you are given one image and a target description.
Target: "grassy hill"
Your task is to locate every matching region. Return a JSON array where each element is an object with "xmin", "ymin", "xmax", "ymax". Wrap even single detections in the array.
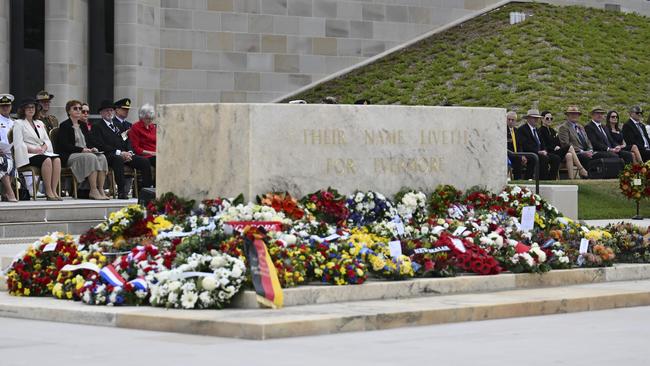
[{"xmin": 285, "ymin": 2, "xmax": 650, "ymax": 119}]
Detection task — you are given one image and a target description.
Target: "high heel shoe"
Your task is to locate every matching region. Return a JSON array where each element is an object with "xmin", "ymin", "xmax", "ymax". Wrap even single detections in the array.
[{"xmin": 579, "ymin": 168, "xmax": 589, "ymax": 178}]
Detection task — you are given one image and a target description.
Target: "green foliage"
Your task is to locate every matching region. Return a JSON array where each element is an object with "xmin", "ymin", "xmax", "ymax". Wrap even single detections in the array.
[{"xmin": 285, "ymin": 3, "xmax": 650, "ymax": 121}]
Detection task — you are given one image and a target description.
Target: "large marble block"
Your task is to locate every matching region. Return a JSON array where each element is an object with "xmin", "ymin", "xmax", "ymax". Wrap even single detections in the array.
[{"xmin": 157, "ymin": 103, "xmax": 506, "ymax": 200}]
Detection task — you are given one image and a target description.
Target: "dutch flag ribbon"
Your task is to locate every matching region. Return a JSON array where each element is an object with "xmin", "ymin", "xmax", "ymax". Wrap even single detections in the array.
[{"xmin": 99, "ymin": 264, "xmax": 127, "ymax": 287}]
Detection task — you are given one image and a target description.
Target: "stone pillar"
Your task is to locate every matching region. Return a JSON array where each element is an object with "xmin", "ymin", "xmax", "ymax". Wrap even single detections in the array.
[
  {"xmin": 0, "ymin": 0, "xmax": 9, "ymax": 93},
  {"xmin": 114, "ymin": 0, "xmax": 161, "ymax": 120},
  {"xmin": 44, "ymin": 0, "xmax": 88, "ymax": 120}
]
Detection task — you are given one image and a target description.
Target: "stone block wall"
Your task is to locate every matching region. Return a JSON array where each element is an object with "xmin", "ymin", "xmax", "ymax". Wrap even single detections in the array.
[
  {"xmin": 1, "ymin": 0, "xmax": 649, "ymax": 120},
  {"xmin": 155, "ymin": 0, "xmax": 505, "ymax": 104}
]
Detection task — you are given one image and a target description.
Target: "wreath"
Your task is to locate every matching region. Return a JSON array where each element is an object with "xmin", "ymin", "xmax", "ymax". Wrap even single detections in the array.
[{"xmin": 619, "ymin": 162, "xmax": 650, "ymax": 201}]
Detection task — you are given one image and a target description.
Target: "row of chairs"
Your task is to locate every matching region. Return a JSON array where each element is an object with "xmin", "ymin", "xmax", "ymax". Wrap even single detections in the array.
[{"xmin": 9, "ymin": 127, "xmax": 139, "ymax": 200}]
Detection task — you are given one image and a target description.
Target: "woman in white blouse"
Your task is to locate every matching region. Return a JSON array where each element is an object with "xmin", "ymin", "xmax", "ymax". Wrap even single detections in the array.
[{"xmin": 13, "ymin": 99, "xmax": 62, "ymax": 200}]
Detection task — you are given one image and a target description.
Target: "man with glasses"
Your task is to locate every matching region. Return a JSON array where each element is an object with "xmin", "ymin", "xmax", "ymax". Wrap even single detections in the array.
[
  {"xmin": 558, "ymin": 105, "xmax": 614, "ymax": 169},
  {"xmin": 517, "ymin": 109, "xmax": 560, "ymax": 180},
  {"xmin": 622, "ymin": 106, "xmax": 650, "ymax": 161},
  {"xmin": 35, "ymin": 90, "xmax": 59, "ymax": 133},
  {"xmin": 584, "ymin": 106, "xmax": 631, "ymax": 163}
]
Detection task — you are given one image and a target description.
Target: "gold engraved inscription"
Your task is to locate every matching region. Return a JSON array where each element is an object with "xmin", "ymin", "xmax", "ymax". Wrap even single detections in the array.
[
  {"xmin": 326, "ymin": 158, "xmax": 357, "ymax": 175},
  {"xmin": 363, "ymin": 129, "xmax": 406, "ymax": 145},
  {"xmin": 374, "ymin": 157, "xmax": 442, "ymax": 174},
  {"xmin": 303, "ymin": 129, "xmax": 346, "ymax": 145},
  {"xmin": 419, "ymin": 129, "xmax": 470, "ymax": 145}
]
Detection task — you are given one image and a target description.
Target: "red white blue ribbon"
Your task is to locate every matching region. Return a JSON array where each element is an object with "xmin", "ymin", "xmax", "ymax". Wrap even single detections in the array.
[{"xmin": 100, "ymin": 264, "xmax": 126, "ymax": 287}]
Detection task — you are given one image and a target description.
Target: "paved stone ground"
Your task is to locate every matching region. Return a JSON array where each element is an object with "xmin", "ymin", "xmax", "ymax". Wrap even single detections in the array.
[
  {"xmin": 2, "ymin": 306, "xmax": 650, "ymax": 366},
  {"xmin": 584, "ymin": 218, "xmax": 650, "ymax": 227}
]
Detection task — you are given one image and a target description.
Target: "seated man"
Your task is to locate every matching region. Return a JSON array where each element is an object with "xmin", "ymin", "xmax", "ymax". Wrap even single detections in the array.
[
  {"xmin": 506, "ymin": 111, "xmax": 526, "ymax": 180},
  {"xmin": 622, "ymin": 106, "xmax": 650, "ymax": 161},
  {"xmin": 558, "ymin": 105, "xmax": 617, "ymax": 169},
  {"xmin": 91, "ymin": 100, "xmax": 152, "ymax": 199},
  {"xmin": 584, "ymin": 106, "xmax": 632, "ymax": 163},
  {"xmin": 516, "ymin": 109, "xmax": 560, "ymax": 180}
]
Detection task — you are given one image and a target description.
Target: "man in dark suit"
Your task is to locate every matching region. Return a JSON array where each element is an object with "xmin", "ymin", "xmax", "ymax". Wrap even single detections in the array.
[
  {"xmin": 506, "ymin": 111, "xmax": 526, "ymax": 180},
  {"xmin": 113, "ymin": 98, "xmax": 133, "ymax": 130},
  {"xmin": 584, "ymin": 106, "xmax": 631, "ymax": 163},
  {"xmin": 92, "ymin": 100, "xmax": 152, "ymax": 199},
  {"xmin": 516, "ymin": 109, "xmax": 561, "ymax": 180},
  {"xmin": 622, "ymin": 106, "xmax": 650, "ymax": 161}
]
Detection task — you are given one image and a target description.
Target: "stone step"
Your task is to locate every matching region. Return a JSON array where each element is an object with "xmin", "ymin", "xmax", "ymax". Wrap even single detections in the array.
[
  {"xmin": 0, "ymin": 198, "xmax": 136, "ymax": 224},
  {"xmin": 0, "ymin": 220, "xmax": 101, "ymax": 238},
  {"xmin": 1, "ymin": 279, "xmax": 649, "ymax": 339},
  {"xmin": 232, "ymin": 263, "xmax": 650, "ymax": 308}
]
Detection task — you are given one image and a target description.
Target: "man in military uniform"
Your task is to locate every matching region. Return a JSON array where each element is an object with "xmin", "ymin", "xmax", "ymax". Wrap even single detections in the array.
[
  {"xmin": 0, "ymin": 93, "xmax": 14, "ymax": 153},
  {"xmin": 113, "ymin": 98, "xmax": 133, "ymax": 130},
  {"xmin": 0, "ymin": 93, "xmax": 17, "ymax": 201},
  {"xmin": 36, "ymin": 90, "xmax": 59, "ymax": 132}
]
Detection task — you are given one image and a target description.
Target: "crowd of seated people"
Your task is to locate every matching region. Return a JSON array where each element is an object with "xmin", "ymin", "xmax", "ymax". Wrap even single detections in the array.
[
  {"xmin": 508, "ymin": 104, "xmax": 649, "ymax": 180},
  {"xmin": 0, "ymin": 91, "xmax": 157, "ymax": 202}
]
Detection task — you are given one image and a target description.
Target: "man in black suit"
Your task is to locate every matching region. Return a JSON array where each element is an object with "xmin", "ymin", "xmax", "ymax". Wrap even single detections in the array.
[
  {"xmin": 516, "ymin": 109, "xmax": 561, "ymax": 180},
  {"xmin": 622, "ymin": 106, "xmax": 650, "ymax": 161},
  {"xmin": 113, "ymin": 98, "xmax": 133, "ymax": 130},
  {"xmin": 584, "ymin": 106, "xmax": 631, "ymax": 163},
  {"xmin": 92, "ymin": 100, "xmax": 152, "ymax": 199},
  {"xmin": 506, "ymin": 111, "xmax": 526, "ymax": 180}
]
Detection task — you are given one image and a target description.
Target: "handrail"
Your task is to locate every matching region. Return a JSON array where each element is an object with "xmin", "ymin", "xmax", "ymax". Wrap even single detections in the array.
[{"xmin": 508, "ymin": 151, "xmax": 540, "ymax": 194}]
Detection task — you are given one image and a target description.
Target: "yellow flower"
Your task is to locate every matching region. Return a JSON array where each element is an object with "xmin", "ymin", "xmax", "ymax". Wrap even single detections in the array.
[{"xmin": 23, "ymin": 288, "xmax": 30, "ymax": 296}]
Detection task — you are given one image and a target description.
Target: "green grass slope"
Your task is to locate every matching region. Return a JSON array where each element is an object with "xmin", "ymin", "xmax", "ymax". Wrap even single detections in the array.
[{"xmin": 286, "ymin": 2, "xmax": 650, "ymax": 116}]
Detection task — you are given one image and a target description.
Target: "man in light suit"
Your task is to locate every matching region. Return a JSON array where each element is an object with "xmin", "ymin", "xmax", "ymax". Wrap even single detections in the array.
[
  {"xmin": 622, "ymin": 106, "xmax": 650, "ymax": 161},
  {"xmin": 558, "ymin": 105, "xmax": 615, "ymax": 169}
]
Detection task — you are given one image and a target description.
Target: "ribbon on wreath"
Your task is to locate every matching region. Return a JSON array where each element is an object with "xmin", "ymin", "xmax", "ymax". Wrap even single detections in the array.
[
  {"xmin": 99, "ymin": 264, "xmax": 127, "ymax": 287},
  {"xmin": 243, "ymin": 235, "xmax": 283, "ymax": 309}
]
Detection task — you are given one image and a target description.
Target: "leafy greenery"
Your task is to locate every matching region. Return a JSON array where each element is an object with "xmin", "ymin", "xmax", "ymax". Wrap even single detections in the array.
[
  {"xmin": 286, "ymin": 3, "xmax": 650, "ymax": 120},
  {"xmin": 513, "ymin": 179, "xmax": 650, "ymax": 219}
]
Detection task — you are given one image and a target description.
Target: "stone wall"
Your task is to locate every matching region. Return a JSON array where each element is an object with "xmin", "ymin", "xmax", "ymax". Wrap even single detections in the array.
[
  {"xmin": 44, "ymin": 0, "xmax": 89, "ymax": 119},
  {"xmin": 0, "ymin": 0, "xmax": 8, "ymax": 94},
  {"xmin": 157, "ymin": 0, "xmax": 505, "ymax": 104},
  {"xmin": 156, "ymin": 103, "xmax": 507, "ymax": 200}
]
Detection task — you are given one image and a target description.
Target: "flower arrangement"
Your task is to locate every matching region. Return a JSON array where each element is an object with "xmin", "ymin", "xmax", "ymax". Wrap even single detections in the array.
[
  {"xmin": 346, "ymin": 191, "xmax": 396, "ymax": 227},
  {"xmin": 394, "ymin": 189, "xmax": 428, "ymax": 224},
  {"xmin": 604, "ymin": 223, "xmax": 650, "ymax": 262},
  {"xmin": 148, "ymin": 251, "xmax": 246, "ymax": 309},
  {"xmin": 347, "ymin": 228, "xmax": 414, "ymax": 280},
  {"xmin": 52, "ymin": 250, "xmax": 108, "ymax": 300},
  {"xmin": 429, "ymin": 185, "xmax": 462, "ymax": 217},
  {"xmin": 301, "ymin": 187, "xmax": 349, "ymax": 225},
  {"xmin": 619, "ymin": 162, "xmax": 650, "ymax": 201},
  {"xmin": 311, "ymin": 241, "xmax": 366, "ymax": 285},
  {"xmin": 257, "ymin": 192, "xmax": 306, "ymax": 220},
  {"xmin": 146, "ymin": 192, "xmax": 195, "ymax": 222},
  {"xmin": 6, "ymin": 233, "xmax": 80, "ymax": 296}
]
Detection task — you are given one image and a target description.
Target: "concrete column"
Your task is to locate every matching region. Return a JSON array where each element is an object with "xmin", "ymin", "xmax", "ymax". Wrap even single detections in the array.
[
  {"xmin": 44, "ymin": 0, "xmax": 88, "ymax": 120},
  {"xmin": 0, "ymin": 0, "xmax": 9, "ymax": 93},
  {"xmin": 114, "ymin": 0, "xmax": 161, "ymax": 120}
]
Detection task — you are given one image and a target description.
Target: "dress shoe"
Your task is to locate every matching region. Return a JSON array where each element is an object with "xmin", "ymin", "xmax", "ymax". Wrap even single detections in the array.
[{"xmin": 118, "ymin": 193, "xmax": 129, "ymax": 199}]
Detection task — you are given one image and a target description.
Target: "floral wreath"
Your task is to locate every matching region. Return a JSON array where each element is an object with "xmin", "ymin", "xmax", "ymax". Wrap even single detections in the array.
[{"xmin": 619, "ymin": 162, "xmax": 650, "ymax": 201}]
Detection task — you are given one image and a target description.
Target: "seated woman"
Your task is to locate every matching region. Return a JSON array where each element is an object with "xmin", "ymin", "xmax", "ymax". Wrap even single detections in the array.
[
  {"xmin": 56, "ymin": 100, "xmax": 110, "ymax": 200},
  {"xmin": 13, "ymin": 99, "xmax": 61, "ymax": 200},
  {"xmin": 0, "ymin": 153, "xmax": 16, "ymax": 202},
  {"xmin": 129, "ymin": 103, "xmax": 156, "ymax": 168},
  {"xmin": 607, "ymin": 110, "xmax": 642, "ymax": 163},
  {"xmin": 539, "ymin": 110, "xmax": 588, "ymax": 179}
]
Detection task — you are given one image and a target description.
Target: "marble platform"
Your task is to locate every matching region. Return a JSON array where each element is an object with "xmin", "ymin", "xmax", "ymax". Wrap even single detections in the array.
[
  {"xmin": 1, "ymin": 279, "xmax": 650, "ymax": 340},
  {"xmin": 231, "ymin": 264, "xmax": 650, "ymax": 308},
  {"xmin": 157, "ymin": 103, "xmax": 507, "ymax": 201},
  {"xmin": 517, "ymin": 184, "xmax": 579, "ymax": 219}
]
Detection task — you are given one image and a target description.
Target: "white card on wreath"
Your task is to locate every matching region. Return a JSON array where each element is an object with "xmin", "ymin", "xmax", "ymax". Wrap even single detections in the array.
[
  {"xmin": 520, "ymin": 206, "xmax": 536, "ymax": 232},
  {"xmin": 579, "ymin": 238, "xmax": 590, "ymax": 254},
  {"xmin": 388, "ymin": 240, "xmax": 402, "ymax": 258}
]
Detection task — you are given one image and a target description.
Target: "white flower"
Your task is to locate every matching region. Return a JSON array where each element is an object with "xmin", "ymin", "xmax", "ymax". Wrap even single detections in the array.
[
  {"xmin": 181, "ymin": 291, "xmax": 198, "ymax": 309},
  {"xmin": 210, "ymin": 256, "xmax": 227, "ymax": 268},
  {"xmin": 168, "ymin": 281, "xmax": 182, "ymax": 292},
  {"xmin": 199, "ymin": 291, "xmax": 213, "ymax": 306},
  {"xmin": 231, "ymin": 263, "xmax": 244, "ymax": 278},
  {"xmin": 201, "ymin": 276, "xmax": 218, "ymax": 291},
  {"xmin": 181, "ymin": 281, "xmax": 196, "ymax": 292},
  {"xmin": 167, "ymin": 292, "xmax": 178, "ymax": 304}
]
